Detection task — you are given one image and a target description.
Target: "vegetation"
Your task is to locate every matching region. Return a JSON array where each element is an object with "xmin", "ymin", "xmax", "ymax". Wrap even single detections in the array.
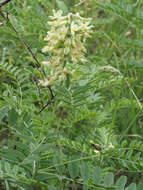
[{"xmin": 0, "ymin": 0, "xmax": 143, "ymax": 189}]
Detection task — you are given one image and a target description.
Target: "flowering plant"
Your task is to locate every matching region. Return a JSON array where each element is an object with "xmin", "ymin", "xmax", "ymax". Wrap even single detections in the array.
[{"xmin": 39, "ymin": 10, "xmax": 93, "ymax": 86}]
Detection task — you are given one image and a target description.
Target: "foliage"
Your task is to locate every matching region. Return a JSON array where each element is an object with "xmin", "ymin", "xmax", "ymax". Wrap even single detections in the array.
[{"xmin": 0, "ymin": 0, "xmax": 143, "ymax": 189}]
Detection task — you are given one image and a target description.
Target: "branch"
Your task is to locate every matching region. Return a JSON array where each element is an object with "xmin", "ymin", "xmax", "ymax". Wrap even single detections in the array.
[
  {"xmin": 0, "ymin": 0, "xmax": 12, "ymax": 7},
  {"xmin": 0, "ymin": 10, "xmax": 55, "ymax": 112},
  {"xmin": 38, "ymin": 98, "xmax": 54, "ymax": 114}
]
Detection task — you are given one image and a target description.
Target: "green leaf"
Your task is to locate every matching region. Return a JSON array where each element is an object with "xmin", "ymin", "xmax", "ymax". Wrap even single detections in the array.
[
  {"xmin": 54, "ymin": 85, "xmax": 70, "ymax": 99},
  {"xmin": 53, "ymin": 150, "xmax": 66, "ymax": 173},
  {"xmin": 12, "ymin": 165, "xmax": 19, "ymax": 176},
  {"xmin": 0, "ymin": 161, "xmax": 2, "ymax": 171},
  {"xmin": 81, "ymin": 162, "xmax": 90, "ymax": 182},
  {"xmin": 8, "ymin": 108, "xmax": 18, "ymax": 125},
  {"xmin": 104, "ymin": 172, "xmax": 114, "ymax": 187},
  {"xmin": 36, "ymin": 174, "xmax": 52, "ymax": 181},
  {"xmin": 65, "ymin": 74, "xmax": 70, "ymax": 89},
  {"xmin": 47, "ymin": 185, "xmax": 57, "ymax": 190},
  {"xmin": 125, "ymin": 183, "xmax": 137, "ymax": 190},
  {"xmin": 2, "ymin": 149, "xmax": 25, "ymax": 161},
  {"xmin": 116, "ymin": 176, "xmax": 127, "ymax": 190},
  {"xmin": 22, "ymin": 155, "xmax": 40, "ymax": 165},
  {"xmin": 56, "ymin": 0, "xmax": 68, "ymax": 13},
  {"xmin": 68, "ymin": 161, "xmax": 79, "ymax": 179},
  {"xmin": 0, "ymin": 152, "xmax": 18, "ymax": 162},
  {"xmin": 137, "ymin": 183, "xmax": 143, "ymax": 190},
  {"xmin": 0, "ymin": 106, "xmax": 9, "ymax": 121},
  {"xmin": 4, "ymin": 162, "xmax": 11, "ymax": 173},
  {"xmin": 14, "ymin": 134, "xmax": 35, "ymax": 143},
  {"xmin": 9, "ymin": 140, "xmax": 30, "ymax": 152},
  {"xmin": 33, "ymin": 144, "xmax": 51, "ymax": 153},
  {"xmin": 83, "ymin": 184, "xmax": 88, "ymax": 190},
  {"xmin": 93, "ymin": 166, "xmax": 102, "ymax": 184}
]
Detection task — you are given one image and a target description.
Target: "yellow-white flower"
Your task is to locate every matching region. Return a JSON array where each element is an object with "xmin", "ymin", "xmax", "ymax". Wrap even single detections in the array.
[
  {"xmin": 40, "ymin": 10, "xmax": 93, "ymax": 86},
  {"xmin": 70, "ymin": 21, "xmax": 79, "ymax": 35},
  {"xmin": 42, "ymin": 61, "xmax": 51, "ymax": 67},
  {"xmin": 39, "ymin": 78, "xmax": 51, "ymax": 86},
  {"xmin": 49, "ymin": 10, "xmax": 63, "ymax": 20}
]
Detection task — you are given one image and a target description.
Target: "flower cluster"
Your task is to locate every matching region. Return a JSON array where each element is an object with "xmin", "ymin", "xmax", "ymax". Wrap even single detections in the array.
[{"xmin": 39, "ymin": 10, "xmax": 93, "ymax": 86}]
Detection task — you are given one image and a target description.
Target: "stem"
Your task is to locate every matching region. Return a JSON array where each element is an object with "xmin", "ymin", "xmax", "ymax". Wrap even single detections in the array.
[
  {"xmin": 0, "ymin": 0, "xmax": 12, "ymax": 7},
  {"xmin": 0, "ymin": 9, "xmax": 55, "ymax": 110}
]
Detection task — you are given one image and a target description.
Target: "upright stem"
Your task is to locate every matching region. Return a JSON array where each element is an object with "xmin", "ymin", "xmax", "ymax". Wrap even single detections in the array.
[{"xmin": 0, "ymin": 0, "xmax": 12, "ymax": 7}]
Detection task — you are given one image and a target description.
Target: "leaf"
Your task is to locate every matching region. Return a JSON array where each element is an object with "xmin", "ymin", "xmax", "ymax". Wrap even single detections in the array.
[
  {"xmin": 12, "ymin": 165, "xmax": 19, "ymax": 176},
  {"xmin": 2, "ymin": 149, "xmax": 25, "ymax": 161},
  {"xmin": 125, "ymin": 183, "xmax": 137, "ymax": 190},
  {"xmin": 83, "ymin": 184, "xmax": 88, "ymax": 190},
  {"xmin": 116, "ymin": 176, "xmax": 127, "ymax": 190},
  {"xmin": 137, "ymin": 183, "xmax": 143, "ymax": 190},
  {"xmin": 22, "ymin": 155, "xmax": 40, "ymax": 165},
  {"xmin": 47, "ymin": 185, "xmax": 57, "ymax": 190},
  {"xmin": 53, "ymin": 150, "xmax": 66, "ymax": 173},
  {"xmin": 104, "ymin": 172, "xmax": 114, "ymax": 187},
  {"xmin": 4, "ymin": 162, "xmax": 11, "ymax": 173},
  {"xmin": 65, "ymin": 74, "xmax": 70, "ymax": 89},
  {"xmin": 0, "ymin": 106, "xmax": 9, "ymax": 121},
  {"xmin": 56, "ymin": 0, "xmax": 68, "ymax": 13},
  {"xmin": 80, "ymin": 162, "xmax": 90, "ymax": 182},
  {"xmin": 93, "ymin": 166, "xmax": 102, "ymax": 184},
  {"xmin": 54, "ymin": 85, "xmax": 70, "ymax": 99},
  {"xmin": 36, "ymin": 174, "xmax": 52, "ymax": 181},
  {"xmin": 0, "ymin": 152, "xmax": 18, "ymax": 163},
  {"xmin": 8, "ymin": 108, "xmax": 18, "ymax": 125},
  {"xmin": 0, "ymin": 161, "xmax": 2, "ymax": 172},
  {"xmin": 33, "ymin": 144, "xmax": 51, "ymax": 153},
  {"xmin": 9, "ymin": 140, "xmax": 30, "ymax": 152},
  {"xmin": 68, "ymin": 161, "xmax": 79, "ymax": 179},
  {"xmin": 14, "ymin": 134, "xmax": 35, "ymax": 143}
]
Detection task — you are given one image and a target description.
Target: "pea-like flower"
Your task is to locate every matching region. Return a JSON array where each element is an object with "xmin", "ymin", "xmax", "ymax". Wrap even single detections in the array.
[{"xmin": 40, "ymin": 10, "xmax": 93, "ymax": 86}]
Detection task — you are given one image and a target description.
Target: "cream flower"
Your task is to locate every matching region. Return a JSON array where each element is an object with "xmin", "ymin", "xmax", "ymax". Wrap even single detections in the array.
[
  {"xmin": 40, "ymin": 10, "xmax": 93, "ymax": 86},
  {"xmin": 70, "ymin": 21, "xmax": 79, "ymax": 35},
  {"xmin": 49, "ymin": 10, "xmax": 63, "ymax": 19},
  {"xmin": 42, "ymin": 61, "xmax": 51, "ymax": 67}
]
